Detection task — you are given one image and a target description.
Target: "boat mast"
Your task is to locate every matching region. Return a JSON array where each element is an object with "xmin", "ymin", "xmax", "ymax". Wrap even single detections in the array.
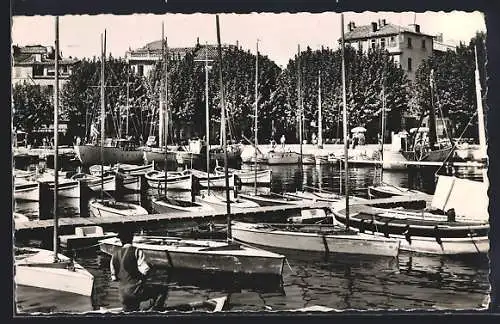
[
  {"xmin": 205, "ymin": 44, "xmax": 211, "ymax": 194},
  {"xmin": 163, "ymin": 24, "xmax": 169, "ymax": 197},
  {"xmin": 341, "ymin": 13, "xmax": 350, "ymax": 229},
  {"xmin": 297, "ymin": 45, "xmax": 303, "ymax": 188},
  {"xmin": 318, "ymin": 71, "xmax": 323, "ymax": 148},
  {"xmin": 126, "ymin": 73, "xmax": 130, "ymax": 137},
  {"xmin": 474, "ymin": 46, "xmax": 487, "ymax": 161},
  {"xmin": 100, "ymin": 30, "xmax": 106, "ymax": 201},
  {"xmin": 216, "ymin": 15, "xmax": 232, "ymax": 239},
  {"xmin": 159, "ymin": 23, "xmax": 165, "ymax": 152},
  {"xmin": 428, "ymin": 69, "xmax": 438, "ymax": 150},
  {"xmin": 254, "ymin": 39, "xmax": 259, "ymax": 195},
  {"xmin": 53, "ymin": 16, "xmax": 60, "ymax": 262},
  {"xmin": 380, "ymin": 85, "xmax": 385, "ymax": 180}
]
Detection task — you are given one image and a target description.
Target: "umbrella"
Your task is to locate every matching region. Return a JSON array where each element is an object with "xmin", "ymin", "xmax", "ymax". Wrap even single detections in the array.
[{"xmin": 351, "ymin": 126, "xmax": 367, "ymax": 133}]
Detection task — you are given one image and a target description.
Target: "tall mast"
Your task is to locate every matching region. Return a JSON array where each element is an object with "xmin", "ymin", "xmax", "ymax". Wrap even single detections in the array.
[
  {"xmin": 297, "ymin": 45, "xmax": 303, "ymax": 187},
  {"xmin": 318, "ymin": 71, "xmax": 323, "ymax": 148},
  {"xmin": 159, "ymin": 23, "xmax": 165, "ymax": 150},
  {"xmin": 100, "ymin": 30, "xmax": 106, "ymax": 201},
  {"xmin": 126, "ymin": 73, "xmax": 130, "ymax": 137},
  {"xmin": 164, "ymin": 30, "xmax": 169, "ymax": 197},
  {"xmin": 475, "ymin": 46, "xmax": 487, "ymax": 160},
  {"xmin": 205, "ymin": 44, "xmax": 211, "ymax": 193},
  {"xmin": 216, "ymin": 15, "xmax": 231, "ymax": 240},
  {"xmin": 254, "ymin": 39, "xmax": 259, "ymax": 195},
  {"xmin": 380, "ymin": 85, "xmax": 386, "ymax": 179},
  {"xmin": 341, "ymin": 13, "xmax": 350, "ymax": 230},
  {"xmin": 53, "ymin": 16, "xmax": 60, "ymax": 262},
  {"xmin": 428, "ymin": 69, "xmax": 437, "ymax": 149}
]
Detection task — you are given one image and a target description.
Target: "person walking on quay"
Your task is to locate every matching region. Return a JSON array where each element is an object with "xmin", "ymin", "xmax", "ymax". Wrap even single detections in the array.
[
  {"xmin": 280, "ymin": 134, "xmax": 286, "ymax": 149},
  {"xmin": 110, "ymin": 226, "xmax": 168, "ymax": 312}
]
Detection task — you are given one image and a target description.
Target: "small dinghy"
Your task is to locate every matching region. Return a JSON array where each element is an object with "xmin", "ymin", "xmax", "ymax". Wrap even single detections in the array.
[
  {"xmin": 195, "ymin": 192, "xmax": 260, "ymax": 212},
  {"xmin": 120, "ymin": 174, "xmax": 141, "ymax": 191},
  {"xmin": 59, "ymin": 226, "xmax": 117, "ymax": 250},
  {"xmin": 71, "ymin": 173, "xmax": 116, "ymax": 192},
  {"xmin": 14, "ymin": 247, "xmax": 94, "ymax": 296},
  {"xmin": 88, "ymin": 164, "xmax": 114, "ymax": 177},
  {"xmin": 88, "ymin": 198, "xmax": 148, "ymax": 218},
  {"xmin": 94, "ymin": 296, "xmax": 228, "ymax": 313},
  {"xmin": 214, "ymin": 166, "xmax": 272, "ymax": 185},
  {"xmin": 14, "ymin": 180, "xmax": 39, "ymax": 201},
  {"xmin": 151, "ymin": 196, "xmax": 214, "ymax": 214},
  {"xmin": 237, "ymin": 192, "xmax": 303, "ymax": 207},
  {"xmin": 116, "ymin": 163, "xmax": 154, "ymax": 176},
  {"xmin": 145, "ymin": 170, "xmax": 192, "ymax": 190},
  {"xmin": 189, "ymin": 169, "xmax": 237, "ymax": 188},
  {"xmin": 99, "ymin": 236, "xmax": 285, "ymax": 276},
  {"xmin": 367, "ymin": 184, "xmax": 427, "ymax": 199}
]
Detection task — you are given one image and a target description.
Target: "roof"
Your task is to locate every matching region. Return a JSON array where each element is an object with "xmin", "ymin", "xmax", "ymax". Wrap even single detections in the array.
[
  {"xmin": 193, "ymin": 45, "xmax": 219, "ymax": 61},
  {"xmin": 344, "ymin": 23, "xmax": 433, "ymax": 41},
  {"xmin": 129, "ymin": 40, "xmax": 193, "ymax": 55},
  {"xmin": 18, "ymin": 45, "xmax": 48, "ymax": 54},
  {"xmin": 12, "ymin": 44, "xmax": 79, "ymax": 66}
]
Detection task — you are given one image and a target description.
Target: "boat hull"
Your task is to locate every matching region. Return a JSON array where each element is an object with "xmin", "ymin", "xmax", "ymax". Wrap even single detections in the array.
[
  {"xmin": 143, "ymin": 150, "xmax": 177, "ymax": 164},
  {"xmin": 266, "ymin": 151, "xmax": 301, "ymax": 165},
  {"xmin": 151, "ymin": 197, "xmax": 214, "ymax": 214},
  {"xmin": 47, "ymin": 180, "xmax": 80, "ymax": 198},
  {"xmin": 121, "ymin": 175, "xmax": 141, "ymax": 191},
  {"xmin": 74, "ymin": 145, "xmax": 144, "ymax": 165},
  {"xmin": 195, "ymin": 194, "xmax": 260, "ymax": 212},
  {"xmin": 145, "ymin": 171, "xmax": 192, "ymax": 190},
  {"xmin": 215, "ymin": 168, "xmax": 272, "ymax": 185},
  {"xmin": 401, "ymin": 146, "xmax": 454, "ymax": 162},
  {"xmin": 367, "ymin": 185, "xmax": 426, "ymax": 199},
  {"xmin": 175, "ymin": 151, "xmax": 201, "ymax": 165},
  {"xmin": 333, "ymin": 206, "xmax": 489, "ymax": 255},
  {"xmin": 88, "ymin": 200, "xmax": 148, "ymax": 217},
  {"xmin": 14, "ymin": 182, "xmax": 39, "ymax": 201},
  {"xmin": 231, "ymin": 222, "xmax": 399, "ymax": 258},
  {"xmin": 99, "ymin": 237, "xmax": 285, "ymax": 276},
  {"xmin": 15, "ymin": 248, "xmax": 94, "ymax": 296},
  {"xmin": 77, "ymin": 175, "xmax": 116, "ymax": 192},
  {"xmin": 302, "ymin": 154, "xmax": 316, "ymax": 165}
]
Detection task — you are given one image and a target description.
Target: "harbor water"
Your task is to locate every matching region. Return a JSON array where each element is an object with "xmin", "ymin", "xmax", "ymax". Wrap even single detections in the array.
[{"xmin": 13, "ymin": 161, "xmax": 490, "ymax": 313}]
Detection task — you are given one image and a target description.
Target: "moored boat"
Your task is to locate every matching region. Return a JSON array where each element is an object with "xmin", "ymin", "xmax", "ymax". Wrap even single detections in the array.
[
  {"xmin": 99, "ymin": 235, "xmax": 285, "ymax": 276},
  {"xmin": 145, "ymin": 170, "xmax": 192, "ymax": 190},
  {"xmin": 14, "ymin": 181, "xmax": 39, "ymax": 201},
  {"xmin": 237, "ymin": 192, "xmax": 303, "ymax": 207},
  {"xmin": 231, "ymin": 221, "xmax": 400, "ymax": 258},
  {"xmin": 120, "ymin": 174, "xmax": 141, "ymax": 191},
  {"xmin": 14, "ymin": 247, "xmax": 94, "ymax": 296},
  {"xmin": 116, "ymin": 163, "xmax": 154, "ymax": 176},
  {"xmin": 195, "ymin": 191, "xmax": 260, "ymax": 212},
  {"xmin": 266, "ymin": 150, "xmax": 301, "ymax": 165},
  {"xmin": 74, "ymin": 141, "xmax": 144, "ymax": 166},
  {"xmin": 40, "ymin": 179, "xmax": 80, "ymax": 198},
  {"xmin": 88, "ymin": 199, "xmax": 148, "ymax": 218},
  {"xmin": 14, "ymin": 212, "xmax": 30, "ymax": 225},
  {"xmin": 214, "ymin": 166, "xmax": 271, "ymax": 185},
  {"xmin": 88, "ymin": 164, "xmax": 114, "ymax": 177},
  {"xmin": 302, "ymin": 154, "xmax": 316, "ymax": 165},
  {"xmin": 71, "ymin": 173, "xmax": 116, "ymax": 192},
  {"xmin": 151, "ymin": 196, "xmax": 214, "ymax": 214},
  {"xmin": 368, "ymin": 184, "xmax": 427, "ymax": 199},
  {"xmin": 59, "ymin": 226, "xmax": 117, "ymax": 250},
  {"xmin": 189, "ymin": 169, "xmax": 237, "ymax": 188},
  {"xmin": 142, "ymin": 148, "xmax": 177, "ymax": 165}
]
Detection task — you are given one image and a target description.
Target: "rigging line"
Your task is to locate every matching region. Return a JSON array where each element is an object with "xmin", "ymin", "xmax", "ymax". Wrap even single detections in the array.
[
  {"xmin": 433, "ymin": 84, "xmax": 452, "ymax": 144},
  {"xmin": 435, "ymin": 110, "xmax": 479, "ymax": 176}
]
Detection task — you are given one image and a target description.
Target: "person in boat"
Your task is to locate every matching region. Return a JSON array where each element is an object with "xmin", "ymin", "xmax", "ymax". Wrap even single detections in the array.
[{"xmin": 110, "ymin": 226, "xmax": 168, "ymax": 312}]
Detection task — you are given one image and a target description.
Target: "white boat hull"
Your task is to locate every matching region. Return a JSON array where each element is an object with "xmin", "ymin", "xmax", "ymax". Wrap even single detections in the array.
[
  {"xmin": 74, "ymin": 145, "xmax": 144, "ymax": 165},
  {"xmin": 151, "ymin": 197, "xmax": 214, "ymax": 214},
  {"xmin": 121, "ymin": 175, "xmax": 141, "ymax": 191},
  {"xmin": 146, "ymin": 171, "xmax": 192, "ymax": 190},
  {"xmin": 267, "ymin": 151, "xmax": 301, "ymax": 165},
  {"xmin": 215, "ymin": 168, "xmax": 272, "ymax": 185},
  {"xmin": 117, "ymin": 163, "xmax": 154, "ymax": 176},
  {"xmin": 195, "ymin": 193, "xmax": 260, "ymax": 212},
  {"xmin": 88, "ymin": 200, "xmax": 148, "ymax": 217},
  {"xmin": 14, "ymin": 182, "xmax": 39, "ymax": 201},
  {"xmin": 77, "ymin": 175, "xmax": 116, "ymax": 192},
  {"xmin": 99, "ymin": 236, "xmax": 285, "ymax": 276},
  {"xmin": 231, "ymin": 222, "xmax": 400, "ymax": 258},
  {"xmin": 15, "ymin": 248, "xmax": 94, "ymax": 296},
  {"xmin": 46, "ymin": 180, "xmax": 80, "ymax": 198}
]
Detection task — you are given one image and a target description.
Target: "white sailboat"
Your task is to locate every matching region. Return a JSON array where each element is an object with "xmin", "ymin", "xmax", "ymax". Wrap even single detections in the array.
[
  {"xmin": 231, "ymin": 14, "xmax": 401, "ymax": 258},
  {"xmin": 87, "ymin": 30, "xmax": 149, "ymax": 218},
  {"xmin": 15, "ymin": 18, "xmax": 94, "ymax": 298}
]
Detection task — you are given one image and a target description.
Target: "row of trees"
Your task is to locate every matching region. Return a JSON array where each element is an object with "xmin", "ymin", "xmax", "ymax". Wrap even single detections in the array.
[{"xmin": 12, "ymin": 32, "xmax": 486, "ymax": 145}]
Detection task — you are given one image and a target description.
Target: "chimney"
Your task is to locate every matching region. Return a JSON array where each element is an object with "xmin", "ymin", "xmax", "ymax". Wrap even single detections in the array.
[
  {"xmin": 382, "ymin": 19, "xmax": 386, "ymax": 26},
  {"xmin": 371, "ymin": 22, "xmax": 378, "ymax": 32},
  {"xmin": 415, "ymin": 24, "xmax": 420, "ymax": 33},
  {"xmin": 378, "ymin": 19, "xmax": 382, "ymax": 29}
]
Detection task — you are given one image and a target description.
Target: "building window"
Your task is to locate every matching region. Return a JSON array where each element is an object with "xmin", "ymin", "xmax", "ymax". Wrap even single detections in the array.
[
  {"xmin": 390, "ymin": 36, "xmax": 396, "ymax": 47},
  {"xmin": 421, "ymin": 39, "xmax": 426, "ymax": 49},
  {"xmin": 371, "ymin": 39, "xmax": 376, "ymax": 49},
  {"xmin": 381, "ymin": 38, "xmax": 386, "ymax": 49},
  {"xmin": 137, "ymin": 64, "xmax": 144, "ymax": 76},
  {"xmin": 407, "ymin": 57, "xmax": 412, "ymax": 71},
  {"xmin": 358, "ymin": 41, "xmax": 363, "ymax": 51},
  {"xmin": 32, "ymin": 65, "xmax": 44, "ymax": 76},
  {"xmin": 407, "ymin": 37, "xmax": 412, "ymax": 49}
]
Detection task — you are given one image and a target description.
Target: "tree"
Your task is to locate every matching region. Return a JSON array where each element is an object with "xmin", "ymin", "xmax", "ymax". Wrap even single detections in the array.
[{"xmin": 12, "ymin": 83, "xmax": 53, "ymax": 133}]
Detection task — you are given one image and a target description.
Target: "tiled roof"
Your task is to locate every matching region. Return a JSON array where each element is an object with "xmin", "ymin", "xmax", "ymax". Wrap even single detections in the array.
[
  {"xmin": 130, "ymin": 40, "xmax": 193, "ymax": 55},
  {"xmin": 193, "ymin": 45, "xmax": 219, "ymax": 61},
  {"xmin": 345, "ymin": 23, "xmax": 433, "ymax": 40},
  {"xmin": 19, "ymin": 45, "xmax": 48, "ymax": 54}
]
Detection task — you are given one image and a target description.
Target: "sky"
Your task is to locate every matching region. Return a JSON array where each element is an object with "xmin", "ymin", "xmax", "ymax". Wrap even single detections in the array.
[{"xmin": 11, "ymin": 11, "xmax": 486, "ymax": 67}]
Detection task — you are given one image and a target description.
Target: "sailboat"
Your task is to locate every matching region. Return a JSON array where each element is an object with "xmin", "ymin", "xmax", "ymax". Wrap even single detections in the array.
[
  {"xmin": 142, "ymin": 25, "xmax": 178, "ymax": 166},
  {"xmin": 87, "ymin": 30, "xmax": 149, "ymax": 218},
  {"xmin": 101, "ymin": 16, "xmax": 286, "ymax": 277},
  {"xmin": 400, "ymin": 69, "xmax": 454, "ymax": 162},
  {"xmin": 231, "ymin": 14, "xmax": 401, "ymax": 258},
  {"xmin": 333, "ymin": 45, "xmax": 489, "ymax": 255},
  {"xmin": 15, "ymin": 18, "xmax": 94, "ymax": 297}
]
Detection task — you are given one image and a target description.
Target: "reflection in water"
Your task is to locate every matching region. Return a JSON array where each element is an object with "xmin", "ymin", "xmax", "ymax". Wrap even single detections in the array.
[{"xmin": 13, "ymin": 162, "xmax": 489, "ymax": 312}]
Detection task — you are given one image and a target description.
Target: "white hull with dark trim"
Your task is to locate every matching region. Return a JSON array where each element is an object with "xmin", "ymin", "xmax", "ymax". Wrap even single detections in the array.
[{"xmin": 88, "ymin": 199, "xmax": 148, "ymax": 218}]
